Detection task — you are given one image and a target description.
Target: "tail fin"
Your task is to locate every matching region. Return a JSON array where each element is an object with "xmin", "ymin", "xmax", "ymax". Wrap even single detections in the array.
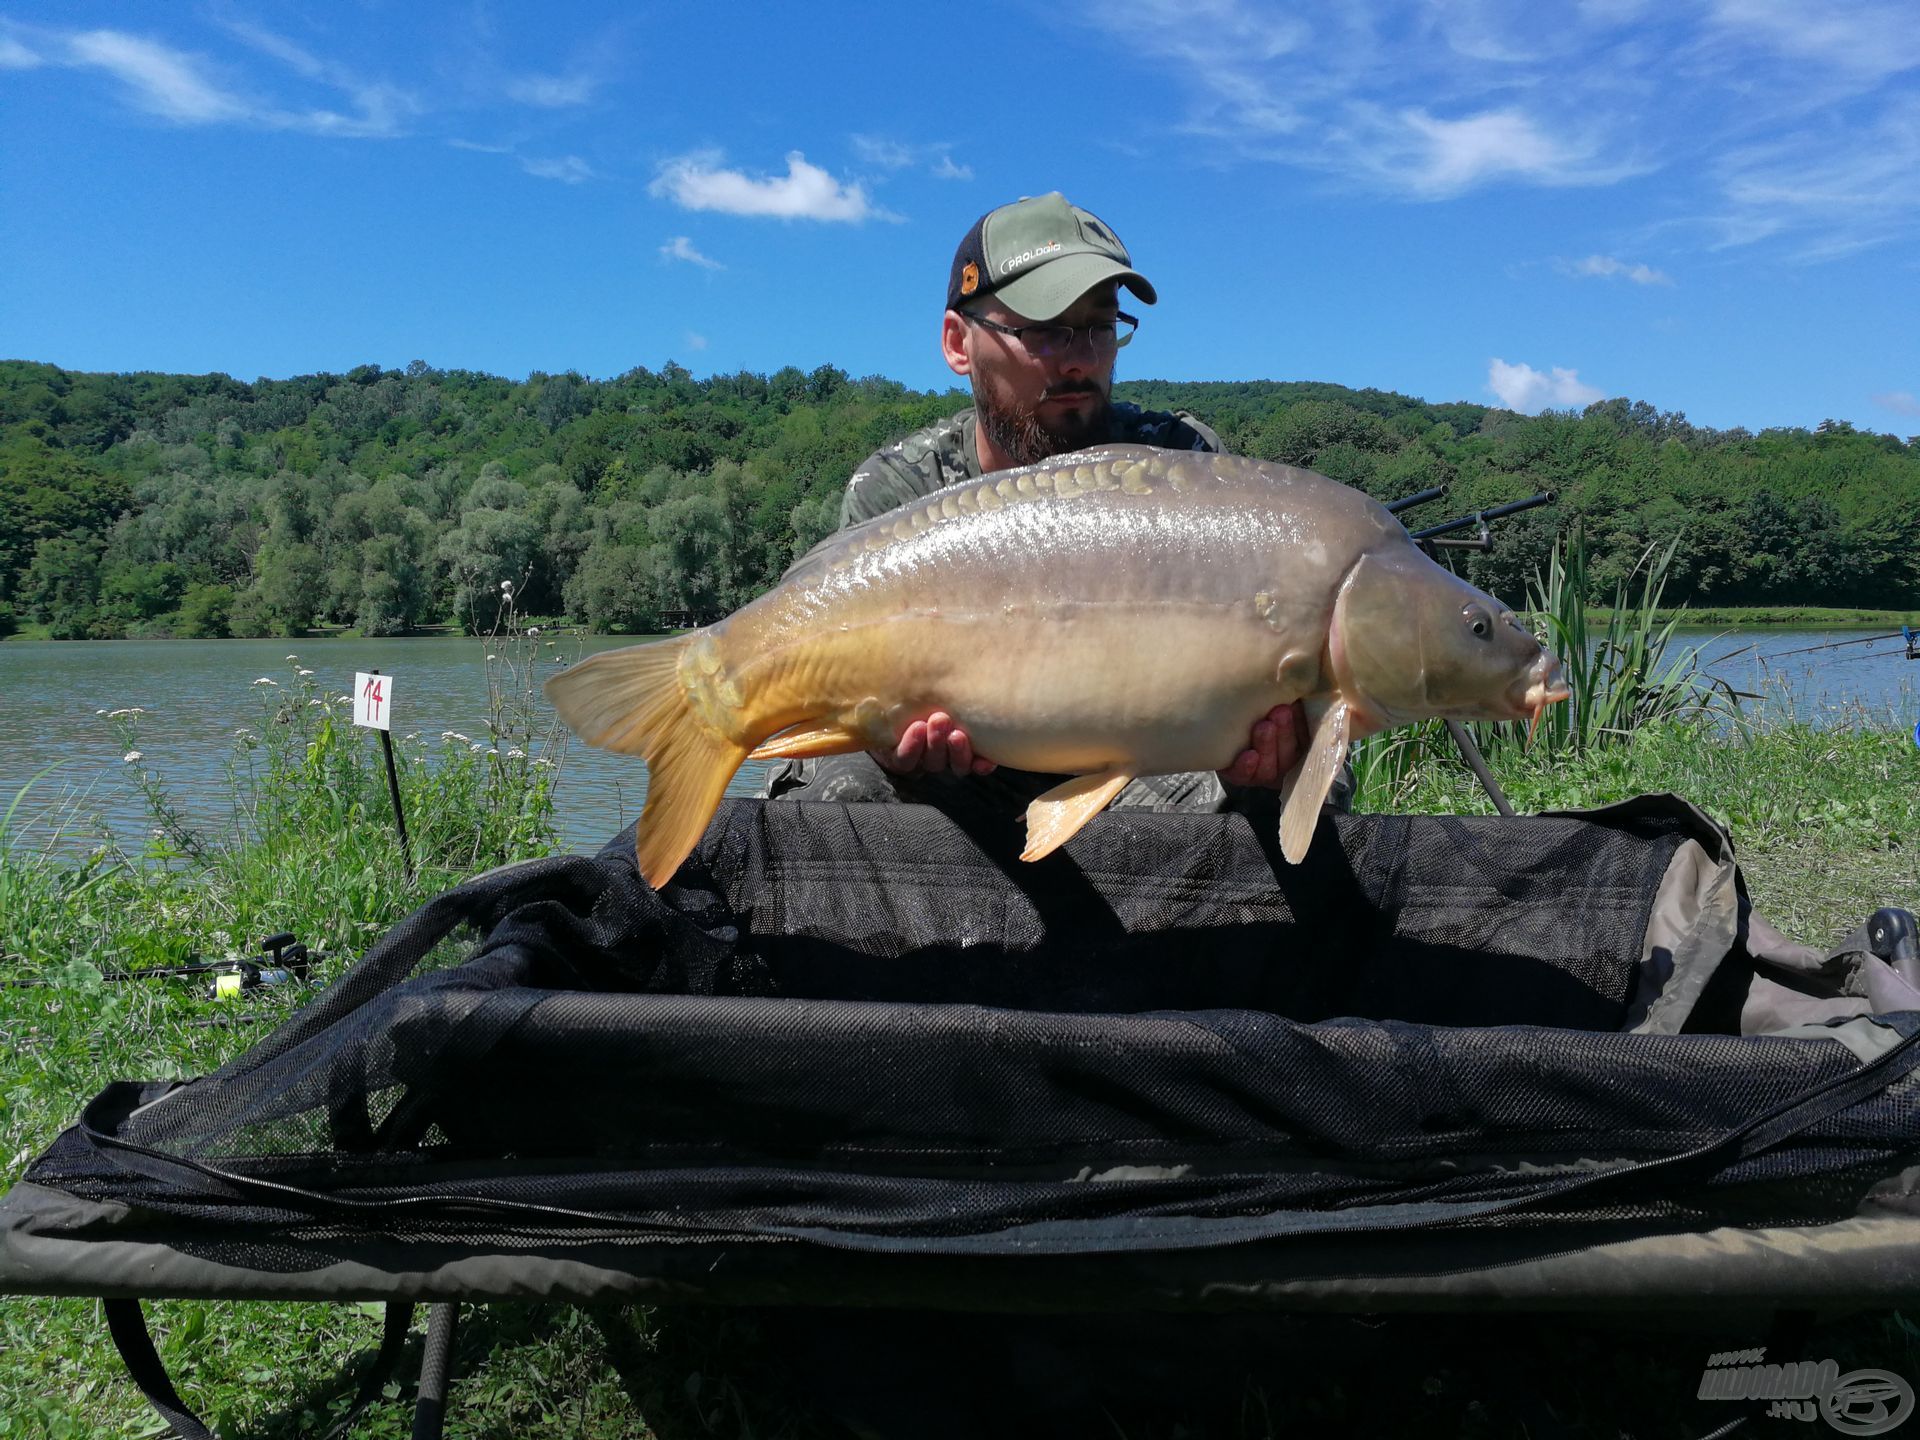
[{"xmin": 545, "ymin": 637, "xmax": 749, "ymax": 889}]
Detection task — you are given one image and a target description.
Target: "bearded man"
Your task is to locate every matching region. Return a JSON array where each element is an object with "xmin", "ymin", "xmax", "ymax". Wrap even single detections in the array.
[{"xmin": 766, "ymin": 192, "xmax": 1315, "ymax": 811}]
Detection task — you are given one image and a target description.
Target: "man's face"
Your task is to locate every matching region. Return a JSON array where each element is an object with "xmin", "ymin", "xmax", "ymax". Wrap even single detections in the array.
[{"xmin": 944, "ymin": 280, "xmax": 1121, "ymax": 467}]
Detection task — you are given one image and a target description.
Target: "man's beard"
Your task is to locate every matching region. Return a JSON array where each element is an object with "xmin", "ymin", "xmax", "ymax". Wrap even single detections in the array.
[{"xmin": 976, "ymin": 382, "xmax": 1114, "ymax": 467}]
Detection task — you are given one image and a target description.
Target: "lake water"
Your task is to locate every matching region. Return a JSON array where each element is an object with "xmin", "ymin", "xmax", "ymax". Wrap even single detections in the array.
[{"xmin": 1, "ymin": 628, "xmax": 1914, "ymax": 857}]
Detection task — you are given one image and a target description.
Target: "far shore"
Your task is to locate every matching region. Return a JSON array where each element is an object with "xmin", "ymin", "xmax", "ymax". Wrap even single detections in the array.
[{"xmin": 4, "ymin": 607, "xmax": 1917, "ymax": 643}]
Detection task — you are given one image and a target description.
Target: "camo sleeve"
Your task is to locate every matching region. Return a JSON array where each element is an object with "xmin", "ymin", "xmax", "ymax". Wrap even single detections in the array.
[{"xmin": 840, "ymin": 412, "xmax": 977, "ymax": 527}]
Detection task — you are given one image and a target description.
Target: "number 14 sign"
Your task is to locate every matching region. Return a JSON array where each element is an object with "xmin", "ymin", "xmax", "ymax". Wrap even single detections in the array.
[{"xmin": 353, "ymin": 671, "xmax": 394, "ymax": 731}]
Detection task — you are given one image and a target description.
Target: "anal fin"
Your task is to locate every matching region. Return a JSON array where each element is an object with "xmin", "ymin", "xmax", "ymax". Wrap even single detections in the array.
[
  {"xmin": 1021, "ymin": 770, "xmax": 1134, "ymax": 862},
  {"xmin": 747, "ymin": 721, "xmax": 868, "ymax": 761},
  {"xmin": 1279, "ymin": 700, "xmax": 1351, "ymax": 864}
]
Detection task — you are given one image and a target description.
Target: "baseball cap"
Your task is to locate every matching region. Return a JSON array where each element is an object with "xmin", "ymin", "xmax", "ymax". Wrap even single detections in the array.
[{"xmin": 946, "ymin": 192, "xmax": 1158, "ymax": 321}]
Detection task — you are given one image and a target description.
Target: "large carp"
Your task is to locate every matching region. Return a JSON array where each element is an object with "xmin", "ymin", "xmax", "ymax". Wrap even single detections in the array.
[{"xmin": 547, "ymin": 445, "xmax": 1569, "ymax": 888}]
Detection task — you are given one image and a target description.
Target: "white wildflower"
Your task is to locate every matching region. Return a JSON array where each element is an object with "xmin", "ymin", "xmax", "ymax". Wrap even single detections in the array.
[
  {"xmin": 506, "ymin": 748, "xmax": 526, "ymax": 759},
  {"xmin": 234, "ymin": 728, "xmax": 252, "ymax": 737},
  {"xmin": 123, "ymin": 751, "xmax": 142, "ymax": 763},
  {"xmin": 308, "ymin": 698, "xmax": 325, "ymax": 707},
  {"xmin": 252, "ymin": 677, "xmax": 277, "ymax": 687},
  {"xmin": 108, "ymin": 707, "xmax": 147, "ymax": 717},
  {"xmin": 499, "ymin": 580, "xmax": 513, "ymax": 593},
  {"xmin": 441, "ymin": 731, "xmax": 470, "ymax": 743},
  {"xmin": 470, "ymin": 743, "xmax": 486, "ymax": 753},
  {"xmin": 95, "ymin": 708, "xmax": 107, "ymax": 716},
  {"xmin": 533, "ymin": 758, "xmax": 553, "ymax": 769},
  {"xmin": 285, "ymin": 653, "xmax": 297, "ymax": 660},
  {"xmin": 297, "ymin": 668, "xmax": 314, "ymax": 677}
]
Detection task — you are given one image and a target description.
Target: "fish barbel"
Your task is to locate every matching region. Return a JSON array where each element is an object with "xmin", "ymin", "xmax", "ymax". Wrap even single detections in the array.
[{"xmin": 547, "ymin": 446, "xmax": 1570, "ymax": 888}]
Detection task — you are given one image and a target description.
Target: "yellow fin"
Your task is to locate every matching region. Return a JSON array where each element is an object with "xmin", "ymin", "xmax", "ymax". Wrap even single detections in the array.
[
  {"xmin": 1021, "ymin": 770, "xmax": 1134, "ymax": 862},
  {"xmin": 747, "ymin": 722, "xmax": 868, "ymax": 761},
  {"xmin": 545, "ymin": 637, "xmax": 749, "ymax": 889},
  {"xmin": 1279, "ymin": 699, "xmax": 1350, "ymax": 864}
]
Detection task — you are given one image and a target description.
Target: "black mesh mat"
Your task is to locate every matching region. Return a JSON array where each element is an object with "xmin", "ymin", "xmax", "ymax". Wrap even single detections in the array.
[{"xmin": 20, "ymin": 797, "xmax": 1920, "ymax": 1265}]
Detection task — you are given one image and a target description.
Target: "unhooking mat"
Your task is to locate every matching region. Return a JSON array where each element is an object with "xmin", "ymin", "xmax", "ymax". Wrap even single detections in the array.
[{"xmin": 4, "ymin": 792, "xmax": 1920, "ymax": 1317}]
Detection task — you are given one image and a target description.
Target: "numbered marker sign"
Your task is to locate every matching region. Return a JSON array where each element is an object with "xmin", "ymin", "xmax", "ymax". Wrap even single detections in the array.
[{"xmin": 353, "ymin": 671, "xmax": 394, "ymax": 731}]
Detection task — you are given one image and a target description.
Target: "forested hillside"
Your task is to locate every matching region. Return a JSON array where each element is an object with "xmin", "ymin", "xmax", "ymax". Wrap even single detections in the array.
[{"xmin": 1, "ymin": 357, "xmax": 1913, "ymax": 639}]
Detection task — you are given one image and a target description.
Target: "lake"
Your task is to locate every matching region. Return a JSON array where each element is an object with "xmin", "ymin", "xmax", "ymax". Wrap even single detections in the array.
[{"xmin": 1, "ymin": 628, "xmax": 1914, "ymax": 857}]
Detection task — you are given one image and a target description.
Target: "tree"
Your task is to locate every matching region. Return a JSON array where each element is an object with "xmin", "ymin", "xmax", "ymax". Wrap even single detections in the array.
[{"xmin": 175, "ymin": 582, "xmax": 235, "ymax": 638}]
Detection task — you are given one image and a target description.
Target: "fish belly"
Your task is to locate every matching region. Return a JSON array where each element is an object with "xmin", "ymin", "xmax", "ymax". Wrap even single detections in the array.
[{"xmin": 787, "ymin": 604, "xmax": 1299, "ymax": 776}]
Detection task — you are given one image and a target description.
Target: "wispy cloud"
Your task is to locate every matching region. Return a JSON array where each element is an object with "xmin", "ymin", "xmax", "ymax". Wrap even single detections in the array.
[
  {"xmin": 1366, "ymin": 106, "xmax": 1631, "ymax": 198},
  {"xmin": 1488, "ymin": 358, "xmax": 1605, "ymax": 413},
  {"xmin": 651, "ymin": 151, "xmax": 895, "ymax": 222},
  {"xmin": 20, "ymin": 23, "xmax": 411, "ymax": 137},
  {"xmin": 506, "ymin": 71, "xmax": 599, "ymax": 107},
  {"xmin": 851, "ymin": 133, "xmax": 972, "ymax": 181},
  {"xmin": 684, "ymin": 332, "xmax": 709, "ymax": 352},
  {"xmin": 0, "ymin": 35, "xmax": 42, "ymax": 69},
  {"xmin": 66, "ymin": 30, "xmax": 252, "ymax": 124},
  {"xmin": 1707, "ymin": 0, "xmax": 1920, "ymax": 81},
  {"xmin": 1872, "ymin": 390, "xmax": 1920, "ymax": 417},
  {"xmin": 520, "ymin": 154, "xmax": 592, "ymax": 183},
  {"xmin": 1069, "ymin": 0, "xmax": 1920, "ymax": 258},
  {"xmin": 660, "ymin": 236, "xmax": 723, "ymax": 270},
  {"xmin": 1562, "ymin": 254, "xmax": 1674, "ymax": 285}
]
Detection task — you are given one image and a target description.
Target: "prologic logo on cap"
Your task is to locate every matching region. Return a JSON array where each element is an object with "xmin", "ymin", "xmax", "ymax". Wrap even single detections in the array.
[
  {"xmin": 960, "ymin": 261, "xmax": 979, "ymax": 296},
  {"xmin": 999, "ymin": 242, "xmax": 1063, "ymax": 276}
]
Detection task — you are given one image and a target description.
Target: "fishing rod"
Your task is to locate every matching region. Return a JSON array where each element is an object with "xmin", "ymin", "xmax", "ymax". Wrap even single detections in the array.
[
  {"xmin": 1409, "ymin": 491, "xmax": 1557, "ymax": 550},
  {"xmin": 1384, "ymin": 485, "xmax": 1448, "ymax": 516},
  {"xmin": 1760, "ymin": 630, "xmax": 1911, "ymax": 662}
]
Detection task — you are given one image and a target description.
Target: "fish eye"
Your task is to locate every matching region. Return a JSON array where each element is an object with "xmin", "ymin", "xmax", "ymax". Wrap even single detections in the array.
[{"xmin": 1463, "ymin": 605, "xmax": 1491, "ymax": 638}]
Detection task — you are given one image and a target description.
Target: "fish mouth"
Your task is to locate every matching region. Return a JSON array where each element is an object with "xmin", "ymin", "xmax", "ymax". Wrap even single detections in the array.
[{"xmin": 1519, "ymin": 660, "xmax": 1572, "ymax": 741}]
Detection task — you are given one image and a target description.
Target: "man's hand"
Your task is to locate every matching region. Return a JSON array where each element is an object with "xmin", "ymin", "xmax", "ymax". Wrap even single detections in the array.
[
  {"xmin": 1217, "ymin": 702, "xmax": 1309, "ymax": 789},
  {"xmin": 873, "ymin": 711, "xmax": 998, "ymax": 777}
]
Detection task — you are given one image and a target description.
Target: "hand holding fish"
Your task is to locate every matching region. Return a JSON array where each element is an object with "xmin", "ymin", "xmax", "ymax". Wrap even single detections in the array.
[
  {"xmin": 874, "ymin": 712, "xmax": 998, "ymax": 777},
  {"xmin": 1216, "ymin": 702, "xmax": 1305, "ymax": 789},
  {"xmin": 878, "ymin": 703, "xmax": 1305, "ymax": 788}
]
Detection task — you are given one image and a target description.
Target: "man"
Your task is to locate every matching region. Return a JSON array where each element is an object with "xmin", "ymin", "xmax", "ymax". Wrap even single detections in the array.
[{"xmin": 767, "ymin": 191, "xmax": 1308, "ymax": 813}]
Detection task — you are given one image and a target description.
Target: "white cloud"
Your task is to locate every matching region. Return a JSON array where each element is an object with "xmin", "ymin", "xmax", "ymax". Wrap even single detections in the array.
[
  {"xmin": 660, "ymin": 236, "xmax": 723, "ymax": 270},
  {"xmin": 449, "ymin": 137, "xmax": 513, "ymax": 155},
  {"xmin": 652, "ymin": 151, "xmax": 891, "ymax": 222},
  {"xmin": 932, "ymin": 154, "xmax": 973, "ymax": 181},
  {"xmin": 1565, "ymin": 254, "xmax": 1674, "ymax": 285},
  {"xmin": 521, "ymin": 155, "xmax": 593, "ymax": 184},
  {"xmin": 506, "ymin": 72, "xmax": 598, "ymax": 107},
  {"xmin": 684, "ymin": 332, "xmax": 709, "ymax": 352},
  {"xmin": 1335, "ymin": 104, "xmax": 1641, "ymax": 199},
  {"xmin": 1488, "ymin": 358, "xmax": 1606, "ymax": 413},
  {"xmin": 0, "ymin": 35, "xmax": 42, "ymax": 68},
  {"xmin": 1872, "ymin": 390, "xmax": 1920, "ymax": 417}
]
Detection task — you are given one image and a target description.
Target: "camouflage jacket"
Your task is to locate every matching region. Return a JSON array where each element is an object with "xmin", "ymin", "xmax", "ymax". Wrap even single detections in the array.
[{"xmin": 840, "ymin": 404, "xmax": 1221, "ymax": 526}]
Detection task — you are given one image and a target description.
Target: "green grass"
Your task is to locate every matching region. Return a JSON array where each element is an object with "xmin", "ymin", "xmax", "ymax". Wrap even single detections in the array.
[{"xmin": 4, "ymin": 642, "xmax": 1919, "ymax": 1435}]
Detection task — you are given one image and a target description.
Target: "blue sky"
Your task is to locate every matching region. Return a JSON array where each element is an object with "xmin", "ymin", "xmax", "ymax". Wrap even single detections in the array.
[{"xmin": 2, "ymin": 1, "xmax": 1915, "ymax": 434}]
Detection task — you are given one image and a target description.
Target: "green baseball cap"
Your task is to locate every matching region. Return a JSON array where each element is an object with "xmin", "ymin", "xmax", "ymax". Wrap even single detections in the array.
[{"xmin": 946, "ymin": 192, "xmax": 1157, "ymax": 321}]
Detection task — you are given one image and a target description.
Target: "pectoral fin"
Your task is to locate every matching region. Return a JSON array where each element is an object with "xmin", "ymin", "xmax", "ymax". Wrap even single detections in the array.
[
  {"xmin": 747, "ymin": 721, "xmax": 869, "ymax": 761},
  {"xmin": 1022, "ymin": 770, "xmax": 1134, "ymax": 862},
  {"xmin": 1279, "ymin": 699, "xmax": 1350, "ymax": 864}
]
